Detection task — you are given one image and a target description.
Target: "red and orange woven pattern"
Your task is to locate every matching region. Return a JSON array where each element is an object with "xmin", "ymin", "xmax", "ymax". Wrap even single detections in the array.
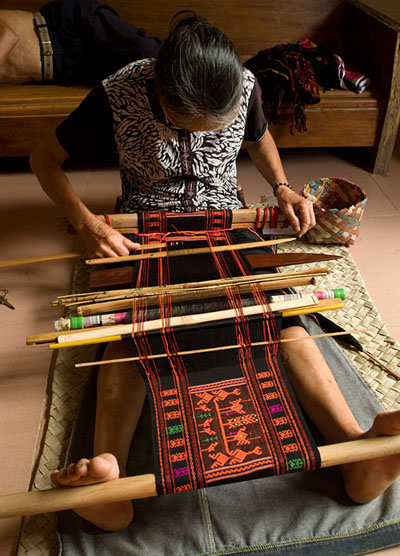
[{"xmin": 125, "ymin": 211, "xmax": 320, "ymax": 495}]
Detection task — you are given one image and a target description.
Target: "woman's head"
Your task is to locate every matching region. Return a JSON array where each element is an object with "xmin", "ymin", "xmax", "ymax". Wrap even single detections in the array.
[{"xmin": 154, "ymin": 12, "xmax": 243, "ymax": 131}]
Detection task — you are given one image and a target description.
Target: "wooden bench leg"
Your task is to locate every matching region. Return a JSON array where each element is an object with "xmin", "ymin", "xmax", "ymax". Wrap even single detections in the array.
[{"xmin": 372, "ymin": 32, "xmax": 400, "ymax": 174}]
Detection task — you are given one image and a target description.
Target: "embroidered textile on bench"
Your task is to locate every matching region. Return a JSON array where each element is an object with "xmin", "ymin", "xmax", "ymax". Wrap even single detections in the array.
[{"xmin": 121, "ymin": 211, "xmax": 320, "ymax": 495}]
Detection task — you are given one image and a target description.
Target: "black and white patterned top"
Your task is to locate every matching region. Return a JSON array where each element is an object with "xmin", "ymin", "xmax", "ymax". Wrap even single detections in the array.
[{"xmin": 56, "ymin": 59, "xmax": 267, "ymax": 213}]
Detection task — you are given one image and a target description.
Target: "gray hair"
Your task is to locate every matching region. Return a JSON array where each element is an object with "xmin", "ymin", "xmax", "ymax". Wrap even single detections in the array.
[{"xmin": 154, "ymin": 12, "xmax": 243, "ymax": 128}]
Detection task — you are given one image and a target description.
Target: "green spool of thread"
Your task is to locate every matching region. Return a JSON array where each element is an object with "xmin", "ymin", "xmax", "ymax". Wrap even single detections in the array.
[
  {"xmin": 332, "ymin": 288, "xmax": 345, "ymax": 300},
  {"xmin": 70, "ymin": 316, "xmax": 84, "ymax": 329}
]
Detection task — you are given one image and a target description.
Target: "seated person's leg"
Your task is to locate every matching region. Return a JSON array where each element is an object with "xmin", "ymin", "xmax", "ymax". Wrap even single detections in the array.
[
  {"xmin": 50, "ymin": 324, "xmax": 400, "ymax": 531},
  {"xmin": 51, "ymin": 341, "xmax": 146, "ymax": 530},
  {"xmin": 281, "ymin": 326, "xmax": 400, "ymax": 503}
]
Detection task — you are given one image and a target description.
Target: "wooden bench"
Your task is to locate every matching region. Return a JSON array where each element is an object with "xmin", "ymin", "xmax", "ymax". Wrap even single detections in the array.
[{"xmin": 1, "ymin": 0, "xmax": 399, "ymax": 173}]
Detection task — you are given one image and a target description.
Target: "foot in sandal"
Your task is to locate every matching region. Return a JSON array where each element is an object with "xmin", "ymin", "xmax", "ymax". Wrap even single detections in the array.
[{"xmin": 51, "ymin": 453, "xmax": 133, "ymax": 531}]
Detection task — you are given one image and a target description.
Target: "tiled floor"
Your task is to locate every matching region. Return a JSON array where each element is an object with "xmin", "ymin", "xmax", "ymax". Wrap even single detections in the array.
[{"xmin": 0, "ymin": 142, "xmax": 399, "ymax": 555}]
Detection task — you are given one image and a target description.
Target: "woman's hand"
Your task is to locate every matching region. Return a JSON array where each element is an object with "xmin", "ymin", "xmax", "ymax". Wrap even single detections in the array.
[
  {"xmin": 275, "ymin": 186, "xmax": 316, "ymax": 237},
  {"xmin": 81, "ymin": 217, "xmax": 140, "ymax": 258}
]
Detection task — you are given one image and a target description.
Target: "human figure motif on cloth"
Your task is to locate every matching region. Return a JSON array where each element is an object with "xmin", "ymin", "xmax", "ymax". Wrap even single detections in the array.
[
  {"xmin": 0, "ymin": 0, "xmax": 161, "ymax": 86},
  {"xmin": 29, "ymin": 12, "xmax": 400, "ymax": 533}
]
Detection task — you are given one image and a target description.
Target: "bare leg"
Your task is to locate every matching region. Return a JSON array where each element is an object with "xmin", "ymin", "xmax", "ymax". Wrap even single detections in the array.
[
  {"xmin": 281, "ymin": 326, "xmax": 400, "ymax": 503},
  {"xmin": 51, "ymin": 341, "xmax": 147, "ymax": 530}
]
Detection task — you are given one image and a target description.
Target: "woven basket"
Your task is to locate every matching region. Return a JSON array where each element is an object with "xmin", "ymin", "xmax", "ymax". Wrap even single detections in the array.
[{"xmin": 302, "ymin": 177, "xmax": 367, "ymax": 245}]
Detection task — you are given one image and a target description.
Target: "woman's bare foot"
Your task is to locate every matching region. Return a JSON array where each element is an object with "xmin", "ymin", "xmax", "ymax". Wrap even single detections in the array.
[
  {"xmin": 342, "ymin": 411, "xmax": 400, "ymax": 503},
  {"xmin": 51, "ymin": 453, "xmax": 134, "ymax": 531}
]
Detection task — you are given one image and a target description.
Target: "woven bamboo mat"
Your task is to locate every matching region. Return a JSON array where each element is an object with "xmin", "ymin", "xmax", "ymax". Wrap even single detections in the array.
[{"xmin": 17, "ymin": 240, "xmax": 400, "ymax": 555}]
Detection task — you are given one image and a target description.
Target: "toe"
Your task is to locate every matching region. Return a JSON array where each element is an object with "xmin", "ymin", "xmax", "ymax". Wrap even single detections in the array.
[
  {"xmin": 75, "ymin": 458, "xmax": 90, "ymax": 477},
  {"xmin": 66, "ymin": 463, "xmax": 80, "ymax": 480},
  {"xmin": 88, "ymin": 454, "xmax": 118, "ymax": 480},
  {"xmin": 56, "ymin": 467, "xmax": 71, "ymax": 484},
  {"xmin": 50, "ymin": 470, "xmax": 60, "ymax": 486}
]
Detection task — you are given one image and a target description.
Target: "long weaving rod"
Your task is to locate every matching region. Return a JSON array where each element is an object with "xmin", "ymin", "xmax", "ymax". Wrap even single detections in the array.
[
  {"xmin": 74, "ymin": 328, "xmax": 365, "ymax": 368},
  {"xmin": 85, "ymin": 237, "xmax": 296, "ymax": 265},
  {"xmin": 53, "ymin": 267, "xmax": 330, "ymax": 306},
  {"xmin": 48, "ymin": 298, "xmax": 344, "ymax": 349},
  {"xmin": 75, "ymin": 276, "xmax": 318, "ymax": 318},
  {"xmin": 0, "ymin": 243, "xmax": 166, "ymax": 269},
  {"xmin": 1, "ymin": 435, "xmax": 400, "ymax": 519},
  {"xmin": 28, "ymin": 277, "xmax": 319, "ymax": 346},
  {"xmin": 95, "ymin": 208, "xmax": 285, "ymax": 229},
  {"xmin": 51, "ymin": 296, "xmax": 322, "ymax": 347},
  {"xmin": 0, "ymin": 237, "xmax": 295, "ymax": 269}
]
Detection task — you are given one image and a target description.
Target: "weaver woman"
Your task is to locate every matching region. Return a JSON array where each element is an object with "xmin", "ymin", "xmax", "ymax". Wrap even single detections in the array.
[{"xmin": 30, "ymin": 12, "xmax": 400, "ymax": 532}]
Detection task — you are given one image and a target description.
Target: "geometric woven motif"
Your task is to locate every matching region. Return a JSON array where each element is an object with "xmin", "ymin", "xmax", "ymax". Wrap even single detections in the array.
[{"xmin": 128, "ymin": 221, "xmax": 320, "ymax": 494}]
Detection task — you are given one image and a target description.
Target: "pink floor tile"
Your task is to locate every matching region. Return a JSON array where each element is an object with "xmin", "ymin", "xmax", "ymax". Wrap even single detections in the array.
[
  {"xmin": 388, "ymin": 326, "xmax": 400, "ymax": 341},
  {"xmin": 373, "ymin": 173, "xmax": 400, "ymax": 214},
  {"xmin": 350, "ymin": 215, "xmax": 400, "ymax": 338}
]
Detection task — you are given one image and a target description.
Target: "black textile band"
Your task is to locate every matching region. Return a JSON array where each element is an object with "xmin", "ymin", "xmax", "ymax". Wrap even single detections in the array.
[{"xmin": 178, "ymin": 130, "xmax": 198, "ymax": 212}]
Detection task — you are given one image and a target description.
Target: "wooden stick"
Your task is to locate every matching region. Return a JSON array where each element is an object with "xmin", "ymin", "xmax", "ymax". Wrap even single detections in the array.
[
  {"xmin": 114, "ymin": 221, "xmax": 289, "ymax": 233},
  {"xmin": 85, "ymin": 238, "xmax": 296, "ymax": 266},
  {"xmin": 55, "ymin": 296, "xmax": 320, "ymax": 345},
  {"xmin": 1, "ymin": 435, "xmax": 400, "ymax": 519},
  {"xmin": 0, "ymin": 244, "xmax": 167, "ymax": 269},
  {"xmin": 49, "ymin": 299, "xmax": 344, "ymax": 349},
  {"xmin": 28, "ymin": 277, "xmax": 319, "ymax": 345},
  {"xmin": 53, "ymin": 267, "xmax": 330, "ymax": 307},
  {"xmin": 0, "ymin": 252, "xmax": 82, "ymax": 268},
  {"xmin": 94, "ymin": 208, "xmax": 287, "ymax": 230},
  {"xmin": 7, "ymin": 208, "xmax": 288, "ymax": 269},
  {"xmin": 363, "ymin": 350, "xmax": 400, "ymax": 381},
  {"xmin": 74, "ymin": 329, "xmax": 365, "ymax": 368},
  {"xmin": 26, "ymin": 325, "xmax": 115, "ymax": 346},
  {"xmin": 76, "ymin": 276, "xmax": 317, "ymax": 317},
  {"xmin": 0, "ymin": 474, "xmax": 157, "ymax": 519}
]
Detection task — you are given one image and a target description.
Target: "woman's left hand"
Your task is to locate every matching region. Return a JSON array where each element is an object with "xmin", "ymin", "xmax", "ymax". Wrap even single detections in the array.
[{"xmin": 275, "ymin": 186, "xmax": 316, "ymax": 237}]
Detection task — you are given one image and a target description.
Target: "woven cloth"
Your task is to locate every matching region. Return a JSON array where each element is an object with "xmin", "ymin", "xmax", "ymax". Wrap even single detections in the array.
[
  {"xmin": 17, "ymin": 240, "xmax": 400, "ymax": 555},
  {"xmin": 128, "ymin": 227, "xmax": 320, "ymax": 495}
]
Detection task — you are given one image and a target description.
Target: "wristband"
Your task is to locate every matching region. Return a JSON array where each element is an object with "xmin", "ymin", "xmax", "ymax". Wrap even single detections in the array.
[{"xmin": 273, "ymin": 182, "xmax": 295, "ymax": 196}]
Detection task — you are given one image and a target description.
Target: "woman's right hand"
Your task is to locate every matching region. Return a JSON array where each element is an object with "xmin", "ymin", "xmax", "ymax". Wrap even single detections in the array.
[{"xmin": 81, "ymin": 217, "xmax": 140, "ymax": 258}]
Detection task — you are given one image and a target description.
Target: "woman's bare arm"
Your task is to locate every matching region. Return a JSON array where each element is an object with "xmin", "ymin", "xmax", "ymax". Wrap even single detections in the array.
[
  {"xmin": 30, "ymin": 130, "xmax": 139, "ymax": 257},
  {"xmin": 244, "ymin": 130, "xmax": 315, "ymax": 237}
]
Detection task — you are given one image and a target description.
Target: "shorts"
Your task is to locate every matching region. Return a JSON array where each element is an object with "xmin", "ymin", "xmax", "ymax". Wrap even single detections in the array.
[{"xmin": 40, "ymin": 0, "xmax": 162, "ymax": 85}]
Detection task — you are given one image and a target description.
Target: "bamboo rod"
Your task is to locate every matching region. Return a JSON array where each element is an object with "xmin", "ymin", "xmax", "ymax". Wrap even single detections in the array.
[
  {"xmin": 76, "ymin": 277, "xmax": 317, "ymax": 318},
  {"xmin": 116, "ymin": 221, "xmax": 288, "ymax": 233},
  {"xmin": 0, "ymin": 252, "xmax": 82, "ymax": 268},
  {"xmin": 74, "ymin": 329, "xmax": 365, "ymax": 368},
  {"xmin": 49, "ymin": 299, "xmax": 344, "ymax": 350},
  {"xmin": 0, "ymin": 474, "xmax": 157, "ymax": 519},
  {"xmin": 53, "ymin": 267, "xmax": 330, "ymax": 307},
  {"xmin": 26, "ymin": 325, "xmax": 115, "ymax": 346},
  {"xmin": 85, "ymin": 238, "xmax": 296, "ymax": 266},
  {"xmin": 55, "ymin": 297, "xmax": 319, "ymax": 345},
  {"xmin": 10, "ymin": 209, "xmax": 287, "ymax": 270},
  {"xmin": 0, "ymin": 244, "xmax": 167, "ymax": 269},
  {"xmin": 94, "ymin": 208, "xmax": 286, "ymax": 230},
  {"xmin": 363, "ymin": 350, "xmax": 400, "ymax": 381},
  {"xmin": 28, "ymin": 277, "xmax": 319, "ymax": 346},
  {"xmin": 1, "ymin": 435, "xmax": 400, "ymax": 519}
]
